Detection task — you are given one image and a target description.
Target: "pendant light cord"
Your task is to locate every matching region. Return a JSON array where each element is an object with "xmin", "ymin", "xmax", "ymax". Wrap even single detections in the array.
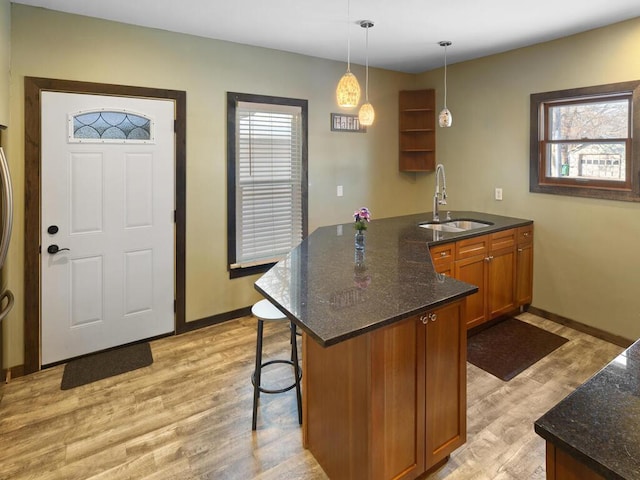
[
  {"xmin": 346, "ymin": 0, "xmax": 352, "ymax": 72},
  {"xmin": 365, "ymin": 23, "xmax": 369, "ymax": 102},
  {"xmin": 443, "ymin": 43, "xmax": 448, "ymax": 108}
]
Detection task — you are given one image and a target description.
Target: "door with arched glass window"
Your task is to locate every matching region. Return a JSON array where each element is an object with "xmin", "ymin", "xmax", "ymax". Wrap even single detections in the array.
[{"xmin": 40, "ymin": 92, "xmax": 175, "ymax": 365}]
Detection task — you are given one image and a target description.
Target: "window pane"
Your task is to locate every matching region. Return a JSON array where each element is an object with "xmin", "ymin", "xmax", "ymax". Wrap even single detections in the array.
[
  {"xmin": 549, "ymin": 99, "xmax": 628, "ymax": 140},
  {"xmin": 235, "ymin": 102, "xmax": 303, "ymax": 265},
  {"xmin": 546, "ymin": 142, "xmax": 626, "ymax": 181}
]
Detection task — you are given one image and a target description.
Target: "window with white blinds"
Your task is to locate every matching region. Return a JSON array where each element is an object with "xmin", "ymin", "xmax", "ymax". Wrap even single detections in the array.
[{"xmin": 227, "ymin": 93, "xmax": 308, "ymax": 275}]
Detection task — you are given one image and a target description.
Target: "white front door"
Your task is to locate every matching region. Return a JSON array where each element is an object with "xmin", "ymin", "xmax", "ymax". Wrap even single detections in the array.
[{"xmin": 41, "ymin": 92, "xmax": 175, "ymax": 365}]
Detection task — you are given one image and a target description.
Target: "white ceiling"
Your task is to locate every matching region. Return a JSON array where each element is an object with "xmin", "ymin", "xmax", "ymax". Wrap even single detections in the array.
[{"xmin": 12, "ymin": 0, "xmax": 640, "ymax": 73}]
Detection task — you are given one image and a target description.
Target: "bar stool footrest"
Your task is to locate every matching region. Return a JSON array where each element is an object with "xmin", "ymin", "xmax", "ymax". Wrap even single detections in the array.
[{"xmin": 251, "ymin": 359, "xmax": 303, "ymax": 395}]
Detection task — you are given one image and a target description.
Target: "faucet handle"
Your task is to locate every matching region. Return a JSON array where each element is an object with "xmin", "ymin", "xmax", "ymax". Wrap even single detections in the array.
[{"xmin": 446, "ymin": 211, "xmax": 452, "ymax": 221}]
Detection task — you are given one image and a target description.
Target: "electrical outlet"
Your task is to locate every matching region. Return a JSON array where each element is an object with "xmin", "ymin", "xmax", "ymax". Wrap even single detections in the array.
[
  {"xmin": 337, "ymin": 225, "xmax": 343, "ymax": 236},
  {"xmin": 495, "ymin": 188, "xmax": 503, "ymax": 201},
  {"xmin": 337, "ymin": 185, "xmax": 343, "ymax": 197}
]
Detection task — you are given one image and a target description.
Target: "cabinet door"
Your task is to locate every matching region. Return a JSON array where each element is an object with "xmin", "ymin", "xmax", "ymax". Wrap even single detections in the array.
[
  {"xmin": 430, "ymin": 243, "xmax": 454, "ymax": 277},
  {"xmin": 516, "ymin": 242, "xmax": 533, "ymax": 306},
  {"xmin": 487, "ymin": 246, "xmax": 516, "ymax": 318},
  {"xmin": 546, "ymin": 442, "xmax": 605, "ymax": 480},
  {"xmin": 424, "ymin": 300, "xmax": 466, "ymax": 469},
  {"xmin": 370, "ymin": 316, "xmax": 426, "ymax": 480},
  {"xmin": 454, "ymin": 254, "xmax": 487, "ymax": 328}
]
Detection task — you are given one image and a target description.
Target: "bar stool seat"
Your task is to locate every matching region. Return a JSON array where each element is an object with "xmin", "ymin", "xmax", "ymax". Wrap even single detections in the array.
[{"xmin": 251, "ymin": 299, "xmax": 302, "ymax": 430}]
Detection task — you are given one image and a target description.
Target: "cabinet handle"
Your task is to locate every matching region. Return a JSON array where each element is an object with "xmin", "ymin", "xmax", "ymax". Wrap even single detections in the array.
[
  {"xmin": 517, "ymin": 248, "xmax": 523, "ymax": 253},
  {"xmin": 429, "ymin": 313, "xmax": 437, "ymax": 322},
  {"xmin": 440, "ymin": 252, "xmax": 447, "ymax": 257},
  {"xmin": 485, "ymin": 256, "xmax": 494, "ymax": 262},
  {"xmin": 523, "ymin": 232, "xmax": 530, "ymax": 237},
  {"xmin": 420, "ymin": 315, "xmax": 428, "ymax": 324}
]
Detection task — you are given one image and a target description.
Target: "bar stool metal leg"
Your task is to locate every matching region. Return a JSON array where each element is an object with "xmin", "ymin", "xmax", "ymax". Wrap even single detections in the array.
[
  {"xmin": 290, "ymin": 322, "xmax": 302, "ymax": 425},
  {"xmin": 252, "ymin": 319, "xmax": 264, "ymax": 431}
]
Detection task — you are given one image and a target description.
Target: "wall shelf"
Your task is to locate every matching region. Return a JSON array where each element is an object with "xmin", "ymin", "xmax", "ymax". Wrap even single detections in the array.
[{"xmin": 399, "ymin": 89, "xmax": 436, "ymax": 172}]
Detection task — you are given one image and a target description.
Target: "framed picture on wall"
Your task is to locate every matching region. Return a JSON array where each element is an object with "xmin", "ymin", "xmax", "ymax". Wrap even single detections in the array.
[{"xmin": 330, "ymin": 113, "xmax": 367, "ymax": 133}]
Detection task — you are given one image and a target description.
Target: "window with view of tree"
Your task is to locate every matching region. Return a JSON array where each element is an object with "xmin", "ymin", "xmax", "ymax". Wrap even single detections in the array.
[
  {"xmin": 227, "ymin": 92, "xmax": 308, "ymax": 278},
  {"xmin": 530, "ymin": 81, "xmax": 640, "ymax": 202}
]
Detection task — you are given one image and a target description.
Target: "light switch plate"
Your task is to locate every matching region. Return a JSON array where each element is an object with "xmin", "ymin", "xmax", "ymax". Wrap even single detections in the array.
[
  {"xmin": 337, "ymin": 185, "xmax": 343, "ymax": 197},
  {"xmin": 495, "ymin": 187, "xmax": 503, "ymax": 201}
]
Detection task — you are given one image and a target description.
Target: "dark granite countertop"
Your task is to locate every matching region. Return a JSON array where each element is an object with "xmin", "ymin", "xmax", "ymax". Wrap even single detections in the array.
[
  {"xmin": 254, "ymin": 211, "xmax": 532, "ymax": 347},
  {"xmin": 535, "ymin": 340, "xmax": 640, "ymax": 479}
]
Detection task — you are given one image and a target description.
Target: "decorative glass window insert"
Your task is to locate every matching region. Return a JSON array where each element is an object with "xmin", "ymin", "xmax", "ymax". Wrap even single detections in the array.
[
  {"xmin": 530, "ymin": 80, "xmax": 640, "ymax": 202},
  {"xmin": 69, "ymin": 110, "xmax": 153, "ymax": 143}
]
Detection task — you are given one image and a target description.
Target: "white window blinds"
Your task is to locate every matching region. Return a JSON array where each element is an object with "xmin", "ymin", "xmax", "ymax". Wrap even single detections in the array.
[{"xmin": 234, "ymin": 101, "xmax": 303, "ymax": 267}]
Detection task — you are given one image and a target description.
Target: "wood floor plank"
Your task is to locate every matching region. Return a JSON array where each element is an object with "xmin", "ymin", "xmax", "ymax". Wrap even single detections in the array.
[{"xmin": 0, "ymin": 312, "xmax": 623, "ymax": 479}]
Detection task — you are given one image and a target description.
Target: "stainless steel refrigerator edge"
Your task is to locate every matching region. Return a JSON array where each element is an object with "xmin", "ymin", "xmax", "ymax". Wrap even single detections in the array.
[{"xmin": 0, "ymin": 146, "xmax": 15, "ymax": 376}]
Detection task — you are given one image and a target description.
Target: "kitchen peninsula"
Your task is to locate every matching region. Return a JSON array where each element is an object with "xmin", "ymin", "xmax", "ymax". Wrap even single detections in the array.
[{"xmin": 255, "ymin": 211, "xmax": 533, "ymax": 480}]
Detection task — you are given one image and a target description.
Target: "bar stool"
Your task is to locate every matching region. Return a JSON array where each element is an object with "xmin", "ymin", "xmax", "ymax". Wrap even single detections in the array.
[{"xmin": 251, "ymin": 299, "xmax": 302, "ymax": 430}]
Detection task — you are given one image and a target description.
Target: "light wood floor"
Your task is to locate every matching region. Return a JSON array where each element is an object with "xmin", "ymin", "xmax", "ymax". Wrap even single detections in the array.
[{"xmin": 0, "ymin": 312, "xmax": 622, "ymax": 480}]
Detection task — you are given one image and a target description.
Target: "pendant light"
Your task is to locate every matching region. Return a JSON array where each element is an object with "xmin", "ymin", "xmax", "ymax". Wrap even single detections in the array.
[
  {"xmin": 358, "ymin": 20, "xmax": 375, "ymax": 126},
  {"xmin": 336, "ymin": 0, "xmax": 361, "ymax": 108},
  {"xmin": 438, "ymin": 41, "xmax": 453, "ymax": 128}
]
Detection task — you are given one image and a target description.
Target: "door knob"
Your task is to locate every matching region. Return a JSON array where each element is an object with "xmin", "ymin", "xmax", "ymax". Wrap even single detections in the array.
[{"xmin": 47, "ymin": 244, "xmax": 70, "ymax": 254}]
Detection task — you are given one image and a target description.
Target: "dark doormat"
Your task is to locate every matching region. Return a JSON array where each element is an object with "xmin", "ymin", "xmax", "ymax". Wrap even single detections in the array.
[
  {"xmin": 467, "ymin": 318, "xmax": 568, "ymax": 381},
  {"xmin": 61, "ymin": 342, "xmax": 153, "ymax": 390}
]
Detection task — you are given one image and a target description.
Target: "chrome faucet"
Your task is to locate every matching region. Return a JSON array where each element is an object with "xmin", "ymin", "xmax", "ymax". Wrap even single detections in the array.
[{"xmin": 433, "ymin": 163, "xmax": 447, "ymax": 222}]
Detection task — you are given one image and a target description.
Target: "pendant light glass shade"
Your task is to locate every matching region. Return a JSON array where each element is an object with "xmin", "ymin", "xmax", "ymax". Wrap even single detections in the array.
[
  {"xmin": 438, "ymin": 108, "xmax": 452, "ymax": 128},
  {"xmin": 438, "ymin": 41, "xmax": 453, "ymax": 128},
  {"xmin": 359, "ymin": 102, "xmax": 375, "ymax": 125},
  {"xmin": 336, "ymin": 0, "xmax": 361, "ymax": 108},
  {"xmin": 337, "ymin": 71, "xmax": 361, "ymax": 108},
  {"xmin": 358, "ymin": 20, "xmax": 375, "ymax": 126}
]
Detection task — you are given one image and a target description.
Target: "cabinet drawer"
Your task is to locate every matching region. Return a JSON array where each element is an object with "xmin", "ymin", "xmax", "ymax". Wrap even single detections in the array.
[
  {"xmin": 430, "ymin": 243, "xmax": 455, "ymax": 264},
  {"xmin": 456, "ymin": 235, "xmax": 488, "ymax": 260},
  {"xmin": 490, "ymin": 229, "xmax": 516, "ymax": 251},
  {"xmin": 517, "ymin": 225, "xmax": 533, "ymax": 245}
]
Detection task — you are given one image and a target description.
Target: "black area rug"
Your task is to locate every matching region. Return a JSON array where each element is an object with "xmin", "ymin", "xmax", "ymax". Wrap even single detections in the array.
[
  {"xmin": 467, "ymin": 318, "xmax": 568, "ymax": 381},
  {"xmin": 61, "ymin": 342, "xmax": 153, "ymax": 390}
]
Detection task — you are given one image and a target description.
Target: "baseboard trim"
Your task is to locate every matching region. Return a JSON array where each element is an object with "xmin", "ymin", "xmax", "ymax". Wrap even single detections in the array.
[
  {"xmin": 178, "ymin": 305, "xmax": 252, "ymax": 334},
  {"xmin": 4, "ymin": 364, "xmax": 25, "ymax": 382},
  {"xmin": 527, "ymin": 306, "xmax": 633, "ymax": 348}
]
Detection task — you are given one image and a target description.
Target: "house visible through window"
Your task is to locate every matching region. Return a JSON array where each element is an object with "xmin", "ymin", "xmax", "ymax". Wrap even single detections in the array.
[
  {"xmin": 530, "ymin": 81, "xmax": 640, "ymax": 202},
  {"xmin": 227, "ymin": 93, "xmax": 308, "ymax": 278}
]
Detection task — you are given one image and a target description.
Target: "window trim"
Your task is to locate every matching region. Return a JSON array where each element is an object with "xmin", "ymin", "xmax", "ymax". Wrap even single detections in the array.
[
  {"xmin": 530, "ymin": 80, "xmax": 640, "ymax": 202},
  {"xmin": 226, "ymin": 92, "xmax": 308, "ymax": 279}
]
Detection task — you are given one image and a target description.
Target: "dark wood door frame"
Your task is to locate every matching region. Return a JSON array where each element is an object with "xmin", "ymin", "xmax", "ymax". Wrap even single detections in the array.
[{"xmin": 24, "ymin": 77, "xmax": 187, "ymax": 374}]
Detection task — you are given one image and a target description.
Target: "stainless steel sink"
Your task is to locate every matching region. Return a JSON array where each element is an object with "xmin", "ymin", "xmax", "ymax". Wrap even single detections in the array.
[{"xmin": 419, "ymin": 219, "xmax": 493, "ymax": 232}]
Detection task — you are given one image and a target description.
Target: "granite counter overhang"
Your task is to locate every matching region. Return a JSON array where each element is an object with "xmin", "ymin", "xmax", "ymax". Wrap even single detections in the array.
[
  {"xmin": 254, "ymin": 211, "xmax": 533, "ymax": 347},
  {"xmin": 534, "ymin": 339, "xmax": 640, "ymax": 480}
]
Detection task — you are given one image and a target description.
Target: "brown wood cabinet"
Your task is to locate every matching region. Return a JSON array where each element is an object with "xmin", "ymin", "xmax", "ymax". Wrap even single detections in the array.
[
  {"xmin": 430, "ymin": 225, "xmax": 533, "ymax": 329},
  {"xmin": 302, "ymin": 299, "xmax": 466, "ymax": 480},
  {"xmin": 487, "ymin": 229, "xmax": 517, "ymax": 319},
  {"xmin": 545, "ymin": 442, "xmax": 605, "ymax": 480},
  {"xmin": 430, "ymin": 242, "xmax": 455, "ymax": 277},
  {"xmin": 453, "ymin": 236, "xmax": 488, "ymax": 328},
  {"xmin": 399, "ymin": 89, "xmax": 435, "ymax": 172},
  {"xmin": 516, "ymin": 225, "xmax": 534, "ymax": 306}
]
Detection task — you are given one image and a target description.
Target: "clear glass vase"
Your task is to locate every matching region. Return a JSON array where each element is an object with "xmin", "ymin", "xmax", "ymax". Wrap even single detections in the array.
[{"xmin": 355, "ymin": 231, "xmax": 365, "ymax": 251}]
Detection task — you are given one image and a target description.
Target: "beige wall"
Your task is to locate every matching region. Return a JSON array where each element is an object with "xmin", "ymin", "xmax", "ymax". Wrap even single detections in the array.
[
  {"xmin": 5, "ymin": 5, "xmax": 640, "ymax": 368},
  {"xmin": 417, "ymin": 17, "xmax": 640, "ymax": 341},
  {"xmin": 0, "ymin": 0, "xmax": 9, "ymax": 126},
  {"xmin": 3, "ymin": 4, "xmax": 420, "ymax": 367}
]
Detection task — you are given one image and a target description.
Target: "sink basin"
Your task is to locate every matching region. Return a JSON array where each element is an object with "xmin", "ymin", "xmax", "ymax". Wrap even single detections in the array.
[
  {"xmin": 447, "ymin": 220, "xmax": 492, "ymax": 230},
  {"xmin": 419, "ymin": 219, "xmax": 493, "ymax": 232}
]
